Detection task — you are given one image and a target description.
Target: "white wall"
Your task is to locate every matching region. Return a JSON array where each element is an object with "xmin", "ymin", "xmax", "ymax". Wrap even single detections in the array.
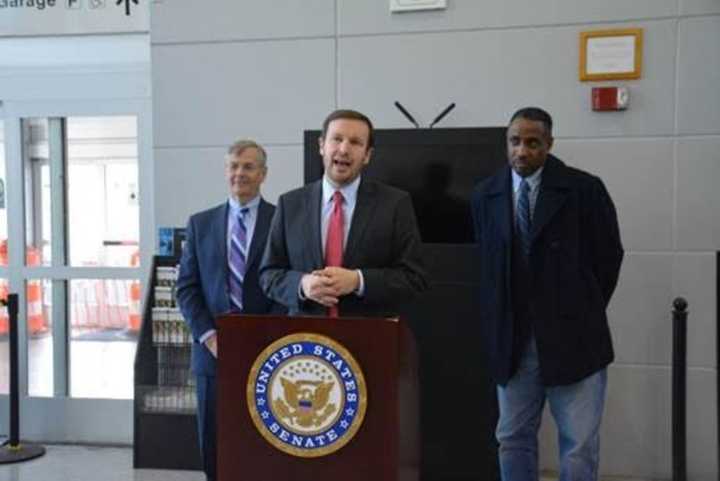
[{"xmin": 151, "ymin": 2, "xmax": 720, "ymax": 478}]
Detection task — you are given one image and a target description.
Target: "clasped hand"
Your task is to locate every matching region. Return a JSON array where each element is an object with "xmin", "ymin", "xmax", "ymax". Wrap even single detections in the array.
[{"xmin": 300, "ymin": 267, "xmax": 359, "ymax": 307}]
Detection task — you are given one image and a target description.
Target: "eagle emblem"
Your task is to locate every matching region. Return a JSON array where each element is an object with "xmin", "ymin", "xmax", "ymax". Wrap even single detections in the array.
[
  {"xmin": 247, "ymin": 333, "xmax": 367, "ymax": 457},
  {"xmin": 273, "ymin": 378, "xmax": 337, "ymax": 428}
]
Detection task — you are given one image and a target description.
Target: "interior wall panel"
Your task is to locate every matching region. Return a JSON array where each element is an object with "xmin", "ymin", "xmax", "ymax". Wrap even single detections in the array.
[
  {"xmin": 152, "ymin": 39, "xmax": 335, "ymax": 148},
  {"xmin": 151, "ymin": 0, "xmax": 335, "ymax": 44},
  {"xmin": 337, "ymin": 21, "xmax": 676, "ymax": 138},
  {"xmin": 677, "ymin": 17, "xmax": 720, "ymax": 135},
  {"xmin": 680, "ymin": 0, "xmax": 720, "ymax": 15},
  {"xmin": 338, "ymin": 0, "xmax": 678, "ymax": 36},
  {"xmin": 676, "ymin": 138, "xmax": 720, "ymax": 250}
]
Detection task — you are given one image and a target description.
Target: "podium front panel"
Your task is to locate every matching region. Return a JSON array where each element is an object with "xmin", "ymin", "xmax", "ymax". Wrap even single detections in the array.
[{"xmin": 217, "ymin": 315, "xmax": 416, "ymax": 481}]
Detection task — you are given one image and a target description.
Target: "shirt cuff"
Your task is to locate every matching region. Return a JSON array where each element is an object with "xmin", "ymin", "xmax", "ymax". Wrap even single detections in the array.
[
  {"xmin": 298, "ymin": 278, "xmax": 307, "ymax": 301},
  {"xmin": 198, "ymin": 329, "xmax": 216, "ymax": 344},
  {"xmin": 355, "ymin": 269, "xmax": 365, "ymax": 297}
]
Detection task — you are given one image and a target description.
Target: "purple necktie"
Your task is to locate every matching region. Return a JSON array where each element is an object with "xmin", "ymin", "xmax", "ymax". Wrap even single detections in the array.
[{"xmin": 228, "ymin": 208, "xmax": 249, "ymax": 312}]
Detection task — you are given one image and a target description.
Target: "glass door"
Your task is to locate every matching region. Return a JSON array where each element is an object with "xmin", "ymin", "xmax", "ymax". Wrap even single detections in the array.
[{"xmin": 0, "ymin": 101, "xmax": 151, "ymax": 443}]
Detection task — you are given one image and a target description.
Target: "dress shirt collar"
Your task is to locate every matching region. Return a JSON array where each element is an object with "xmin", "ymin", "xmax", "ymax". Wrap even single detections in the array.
[
  {"xmin": 228, "ymin": 194, "xmax": 260, "ymax": 214},
  {"xmin": 322, "ymin": 175, "xmax": 360, "ymax": 207},
  {"xmin": 512, "ymin": 166, "xmax": 544, "ymax": 194}
]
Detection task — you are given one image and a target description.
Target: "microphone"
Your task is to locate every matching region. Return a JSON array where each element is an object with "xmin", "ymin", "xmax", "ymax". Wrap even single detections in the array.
[
  {"xmin": 429, "ymin": 103, "xmax": 456, "ymax": 128},
  {"xmin": 394, "ymin": 101, "xmax": 420, "ymax": 128}
]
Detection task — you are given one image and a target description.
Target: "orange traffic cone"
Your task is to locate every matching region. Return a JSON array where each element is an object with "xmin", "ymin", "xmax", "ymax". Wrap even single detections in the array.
[
  {"xmin": 26, "ymin": 247, "xmax": 47, "ymax": 335},
  {"xmin": 128, "ymin": 250, "xmax": 141, "ymax": 331},
  {"xmin": 0, "ymin": 281, "xmax": 8, "ymax": 335}
]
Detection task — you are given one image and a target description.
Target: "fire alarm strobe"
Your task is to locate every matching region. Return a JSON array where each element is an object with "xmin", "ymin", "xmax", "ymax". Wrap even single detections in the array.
[{"xmin": 592, "ymin": 86, "xmax": 630, "ymax": 111}]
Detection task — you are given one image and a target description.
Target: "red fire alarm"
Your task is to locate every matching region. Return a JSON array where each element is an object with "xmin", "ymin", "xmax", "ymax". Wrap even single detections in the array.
[{"xmin": 592, "ymin": 86, "xmax": 630, "ymax": 111}]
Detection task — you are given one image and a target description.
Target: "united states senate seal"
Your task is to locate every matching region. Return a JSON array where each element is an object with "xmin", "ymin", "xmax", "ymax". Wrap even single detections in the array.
[{"xmin": 246, "ymin": 332, "xmax": 367, "ymax": 457}]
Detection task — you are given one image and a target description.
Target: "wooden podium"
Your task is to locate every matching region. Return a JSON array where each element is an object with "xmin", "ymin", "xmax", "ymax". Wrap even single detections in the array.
[{"xmin": 217, "ymin": 314, "xmax": 420, "ymax": 481}]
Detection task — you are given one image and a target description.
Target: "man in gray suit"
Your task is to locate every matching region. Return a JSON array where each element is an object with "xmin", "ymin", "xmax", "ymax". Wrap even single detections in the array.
[{"xmin": 259, "ymin": 109, "xmax": 427, "ymax": 317}]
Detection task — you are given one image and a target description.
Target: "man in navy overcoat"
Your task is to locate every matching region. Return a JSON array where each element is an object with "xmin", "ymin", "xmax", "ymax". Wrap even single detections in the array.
[{"xmin": 471, "ymin": 107, "xmax": 623, "ymax": 481}]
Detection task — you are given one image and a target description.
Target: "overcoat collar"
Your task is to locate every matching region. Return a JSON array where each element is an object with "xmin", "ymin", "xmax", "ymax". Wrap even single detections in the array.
[
  {"xmin": 531, "ymin": 154, "xmax": 570, "ymax": 241},
  {"xmin": 482, "ymin": 154, "xmax": 570, "ymax": 245}
]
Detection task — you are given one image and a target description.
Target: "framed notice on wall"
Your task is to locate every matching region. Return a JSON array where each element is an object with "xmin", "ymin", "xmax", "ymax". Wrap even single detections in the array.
[{"xmin": 579, "ymin": 28, "xmax": 643, "ymax": 81}]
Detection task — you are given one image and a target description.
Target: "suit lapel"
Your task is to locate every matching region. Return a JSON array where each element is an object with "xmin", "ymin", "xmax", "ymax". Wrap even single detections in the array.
[
  {"xmin": 305, "ymin": 181, "xmax": 324, "ymax": 268},
  {"xmin": 344, "ymin": 178, "xmax": 376, "ymax": 267},
  {"xmin": 531, "ymin": 155, "xmax": 569, "ymax": 242},
  {"xmin": 245, "ymin": 198, "xmax": 271, "ymax": 269}
]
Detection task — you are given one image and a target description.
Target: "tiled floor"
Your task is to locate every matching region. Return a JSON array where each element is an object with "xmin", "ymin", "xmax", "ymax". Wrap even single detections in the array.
[
  {"xmin": 0, "ymin": 445, "xmax": 202, "ymax": 481},
  {"xmin": 0, "ymin": 444, "xmax": 655, "ymax": 481}
]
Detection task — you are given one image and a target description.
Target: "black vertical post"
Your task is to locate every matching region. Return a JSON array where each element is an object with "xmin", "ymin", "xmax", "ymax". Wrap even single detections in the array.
[
  {"xmin": 0, "ymin": 293, "xmax": 45, "ymax": 463},
  {"xmin": 672, "ymin": 297, "xmax": 687, "ymax": 481},
  {"xmin": 7, "ymin": 293, "xmax": 19, "ymax": 447}
]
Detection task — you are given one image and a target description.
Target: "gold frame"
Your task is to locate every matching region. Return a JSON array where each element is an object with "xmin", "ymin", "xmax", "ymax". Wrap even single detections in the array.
[{"xmin": 579, "ymin": 28, "xmax": 643, "ymax": 81}]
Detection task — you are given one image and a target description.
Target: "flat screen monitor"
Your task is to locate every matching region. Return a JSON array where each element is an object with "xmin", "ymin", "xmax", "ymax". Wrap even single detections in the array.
[{"xmin": 304, "ymin": 127, "xmax": 507, "ymax": 244}]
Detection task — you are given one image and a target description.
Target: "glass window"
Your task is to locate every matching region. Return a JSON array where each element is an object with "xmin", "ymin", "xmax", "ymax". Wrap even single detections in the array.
[
  {"xmin": 66, "ymin": 117, "xmax": 139, "ymax": 268},
  {"xmin": 69, "ymin": 279, "xmax": 139, "ymax": 399},
  {"xmin": 22, "ymin": 118, "xmax": 52, "ymax": 266},
  {"xmin": 28, "ymin": 279, "xmax": 53, "ymax": 397}
]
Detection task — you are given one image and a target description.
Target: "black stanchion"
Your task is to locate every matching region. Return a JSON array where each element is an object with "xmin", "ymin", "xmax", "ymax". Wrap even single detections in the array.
[
  {"xmin": 0, "ymin": 293, "xmax": 45, "ymax": 463},
  {"xmin": 672, "ymin": 297, "xmax": 687, "ymax": 481}
]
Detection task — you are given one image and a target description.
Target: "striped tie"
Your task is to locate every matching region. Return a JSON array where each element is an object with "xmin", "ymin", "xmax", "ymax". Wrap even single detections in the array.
[
  {"xmin": 229, "ymin": 207, "xmax": 249, "ymax": 312},
  {"xmin": 516, "ymin": 179, "xmax": 532, "ymax": 257}
]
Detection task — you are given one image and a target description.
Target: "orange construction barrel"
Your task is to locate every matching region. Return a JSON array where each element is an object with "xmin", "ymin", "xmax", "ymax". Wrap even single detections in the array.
[
  {"xmin": 26, "ymin": 247, "xmax": 47, "ymax": 335},
  {"xmin": 128, "ymin": 250, "xmax": 141, "ymax": 331}
]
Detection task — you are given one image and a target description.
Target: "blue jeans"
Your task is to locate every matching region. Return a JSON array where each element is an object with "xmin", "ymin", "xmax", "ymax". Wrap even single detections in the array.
[{"xmin": 496, "ymin": 338, "xmax": 607, "ymax": 481}]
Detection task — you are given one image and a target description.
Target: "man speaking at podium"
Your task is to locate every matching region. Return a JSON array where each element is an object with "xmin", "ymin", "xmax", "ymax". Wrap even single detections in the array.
[
  {"xmin": 259, "ymin": 109, "xmax": 428, "ymax": 317},
  {"xmin": 176, "ymin": 140, "xmax": 283, "ymax": 481}
]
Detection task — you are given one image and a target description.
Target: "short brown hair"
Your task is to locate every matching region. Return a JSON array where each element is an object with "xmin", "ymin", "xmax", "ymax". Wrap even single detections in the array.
[{"xmin": 321, "ymin": 109, "xmax": 374, "ymax": 149}]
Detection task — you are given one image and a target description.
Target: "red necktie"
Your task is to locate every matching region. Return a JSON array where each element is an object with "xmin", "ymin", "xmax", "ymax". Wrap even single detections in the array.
[{"xmin": 325, "ymin": 191, "xmax": 344, "ymax": 317}]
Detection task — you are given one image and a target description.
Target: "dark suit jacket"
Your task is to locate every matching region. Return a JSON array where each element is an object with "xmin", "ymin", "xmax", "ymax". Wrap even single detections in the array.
[
  {"xmin": 259, "ymin": 178, "xmax": 428, "ymax": 317},
  {"xmin": 176, "ymin": 198, "xmax": 283, "ymax": 376},
  {"xmin": 471, "ymin": 155, "xmax": 624, "ymax": 386}
]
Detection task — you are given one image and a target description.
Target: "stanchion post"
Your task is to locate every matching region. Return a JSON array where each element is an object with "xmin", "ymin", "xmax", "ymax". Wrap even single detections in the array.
[
  {"xmin": 8, "ymin": 293, "xmax": 19, "ymax": 447},
  {"xmin": 672, "ymin": 297, "xmax": 688, "ymax": 481},
  {"xmin": 0, "ymin": 293, "xmax": 45, "ymax": 463}
]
